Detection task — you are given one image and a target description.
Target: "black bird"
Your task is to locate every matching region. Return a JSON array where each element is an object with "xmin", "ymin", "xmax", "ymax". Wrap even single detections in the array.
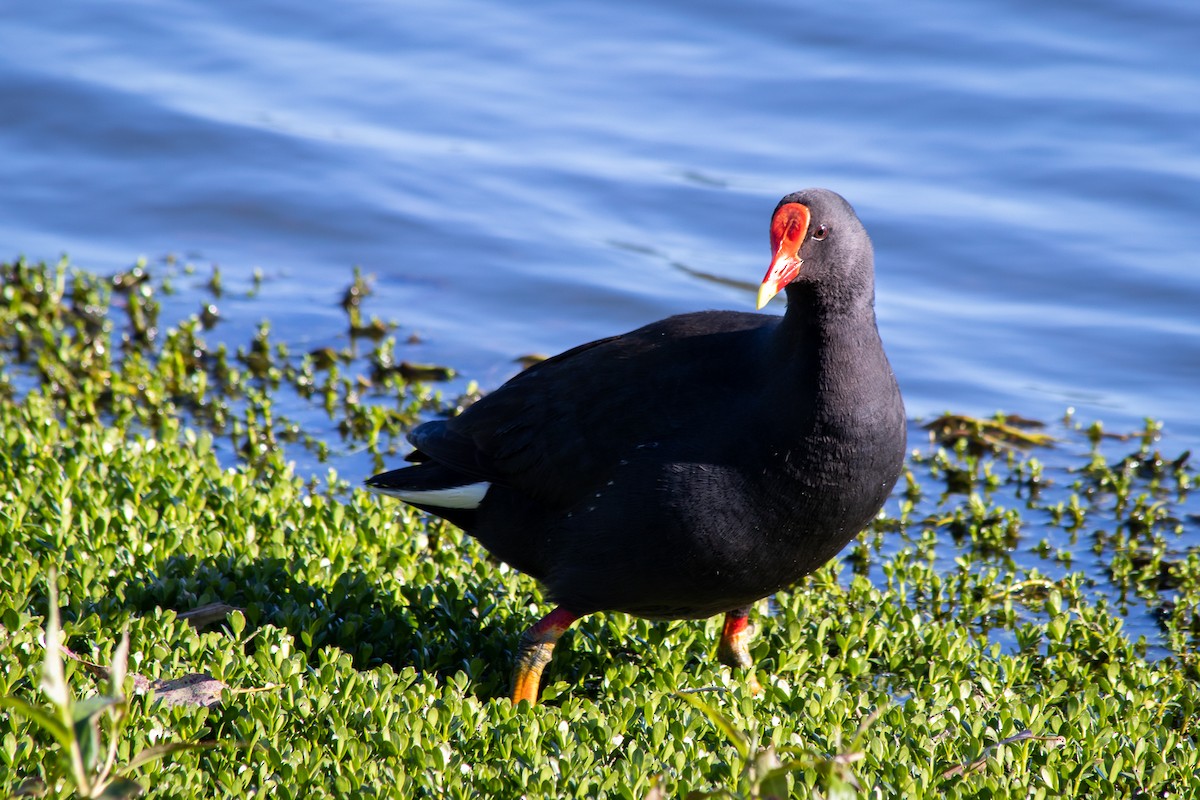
[{"xmin": 366, "ymin": 189, "xmax": 906, "ymax": 704}]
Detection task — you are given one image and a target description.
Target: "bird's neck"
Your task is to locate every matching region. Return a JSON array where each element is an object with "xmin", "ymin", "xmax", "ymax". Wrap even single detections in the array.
[
  {"xmin": 776, "ymin": 281, "xmax": 877, "ymax": 346},
  {"xmin": 767, "ymin": 280, "xmax": 892, "ymax": 423}
]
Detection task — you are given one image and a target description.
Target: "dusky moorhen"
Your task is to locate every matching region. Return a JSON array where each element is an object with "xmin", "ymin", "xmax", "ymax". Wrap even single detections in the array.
[{"xmin": 367, "ymin": 188, "xmax": 906, "ymax": 704}]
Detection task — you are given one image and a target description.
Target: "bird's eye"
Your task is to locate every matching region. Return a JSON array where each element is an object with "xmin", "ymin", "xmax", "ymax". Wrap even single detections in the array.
[{"xmin": 812, "ymin": 225, "xmax": 829, "ymax": 241}]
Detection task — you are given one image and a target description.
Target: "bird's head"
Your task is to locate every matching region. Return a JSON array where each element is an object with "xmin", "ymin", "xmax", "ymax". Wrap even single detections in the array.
[{"xmin": 757, "ymin": 188, "xmax": 874, "ymax": 310}]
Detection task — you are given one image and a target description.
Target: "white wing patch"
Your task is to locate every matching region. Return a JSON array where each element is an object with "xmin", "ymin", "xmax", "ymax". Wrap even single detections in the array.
[{"xmin": 367, "ymin": 481, "xmax": 490, "ymax": 509}]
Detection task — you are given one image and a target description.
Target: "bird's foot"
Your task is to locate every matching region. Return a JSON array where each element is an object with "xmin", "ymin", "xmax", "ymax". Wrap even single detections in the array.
[{"xmin": 510, "ymin": 607, "xmax": 578, "ymax": 705}]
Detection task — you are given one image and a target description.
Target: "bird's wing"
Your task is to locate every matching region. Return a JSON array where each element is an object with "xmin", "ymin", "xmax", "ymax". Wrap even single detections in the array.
[{"xmin": 408, "ymin": 311, "xmax": 773, "ymax": 508}]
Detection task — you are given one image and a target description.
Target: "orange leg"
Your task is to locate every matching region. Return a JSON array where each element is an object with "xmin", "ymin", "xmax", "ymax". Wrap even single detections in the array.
[
  {"xmin": 716, "ymin": 606, "xmax": 763, "ymax": 694},
  {"xmin": 511, "ymin": 607, "xmax": 578, "ymax": 705}
]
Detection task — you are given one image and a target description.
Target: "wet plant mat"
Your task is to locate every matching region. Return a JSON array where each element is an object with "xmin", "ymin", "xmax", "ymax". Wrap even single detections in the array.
[{"xmin": 1, "ymin": 256, "xmax": 1197, "ymax": 797}]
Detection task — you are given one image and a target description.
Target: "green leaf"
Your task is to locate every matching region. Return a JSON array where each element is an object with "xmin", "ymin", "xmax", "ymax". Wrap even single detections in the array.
[
  {"xmin": 76, "ymin": 712, "xmax": 102, "ymax": 776},
  {"xmin": 110, "ymin": 628, "xmax": 130, "ymax": 698},
  {"xmin": 123, "ymin": 741, "xmax": 241, "ymax": 772},
  {"xmin": 72, "ymin": 694, "xmax": 121, "ymax": 773},
  {"xmin": 760, "ymin": 754, "xmax": 821, "ymax": 784},
  {"xmin": 72, "ymin": 694, "xmax": 123, "ymax": 724},
  {"xmin": 756, "ymin": 747, "xmax": 791, "ymax": 798},
  {"xmin": 825, "ymin": 776, "xmax": 860, "ymax": 800},
  {"xmin": 96, "ymin": 776, "xmax": 144, "ymax": 798},
  {"xmin": 0, "ymin": 695, "xmax": 73, "ymax": 748},
  {"xmin": 677, "ymin": 692, "xmax": 749, "ymax": 761}
]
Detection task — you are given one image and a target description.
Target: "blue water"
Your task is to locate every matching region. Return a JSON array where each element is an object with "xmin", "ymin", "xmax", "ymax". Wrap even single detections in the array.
[
  {"xmin": 2, "ymin": 1, "xmax": 1197, "ymax": 642},
  {"xmin": 3, "ymin": 1, "xmax": 1197, "ymax": 443}
]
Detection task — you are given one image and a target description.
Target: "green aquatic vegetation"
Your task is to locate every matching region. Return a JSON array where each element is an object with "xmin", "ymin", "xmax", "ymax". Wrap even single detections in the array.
[
  {"xmin": 924, "ymin": 412, "xmax": 1057, "ymax": 453},
  {"xmin": 0, "ymin": 255, "xmax": 1198, "ymax": 798},
  {"xmin": 0, "ymin": 256, "xmax": 447, "ymax": 468}
]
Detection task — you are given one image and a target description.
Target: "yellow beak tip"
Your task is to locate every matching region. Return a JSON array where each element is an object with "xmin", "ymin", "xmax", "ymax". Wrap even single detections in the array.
[{"xmin": 756, "ymin": 284, "xmax": 778, "ymax": 310}]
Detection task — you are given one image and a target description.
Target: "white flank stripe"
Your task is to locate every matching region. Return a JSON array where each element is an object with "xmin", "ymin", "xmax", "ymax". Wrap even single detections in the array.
[{"xmin": 368, "ymin": 481, "xmax": 490, "ymax": 509}]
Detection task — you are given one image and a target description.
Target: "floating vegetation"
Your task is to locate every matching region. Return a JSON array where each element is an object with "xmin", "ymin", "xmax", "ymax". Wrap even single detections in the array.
[
  {"xmin": 0, "ymin": 255, "xmax": 446, "ymax": 470},
  {"xmin": 924, "ymin": 412, "xmax": 1057, "ymax": 452}
]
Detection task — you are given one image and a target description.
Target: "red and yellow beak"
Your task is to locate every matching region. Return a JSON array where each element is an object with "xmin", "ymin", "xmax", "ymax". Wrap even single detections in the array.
[{"xmin": 756, "ymin": 202, "xmax": 810, "ymax": 309}]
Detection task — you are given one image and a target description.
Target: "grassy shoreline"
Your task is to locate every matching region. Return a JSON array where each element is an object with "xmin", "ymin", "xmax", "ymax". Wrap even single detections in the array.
[{"xmin": 1, "ymin": 257, "xmax": 1197, "ymax": 797}]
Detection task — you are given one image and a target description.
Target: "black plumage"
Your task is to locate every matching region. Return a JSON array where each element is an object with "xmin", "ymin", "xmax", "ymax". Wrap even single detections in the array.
[{"xmin": 367, "ymin": 188, "xmax": 906, "ymax": 703}]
